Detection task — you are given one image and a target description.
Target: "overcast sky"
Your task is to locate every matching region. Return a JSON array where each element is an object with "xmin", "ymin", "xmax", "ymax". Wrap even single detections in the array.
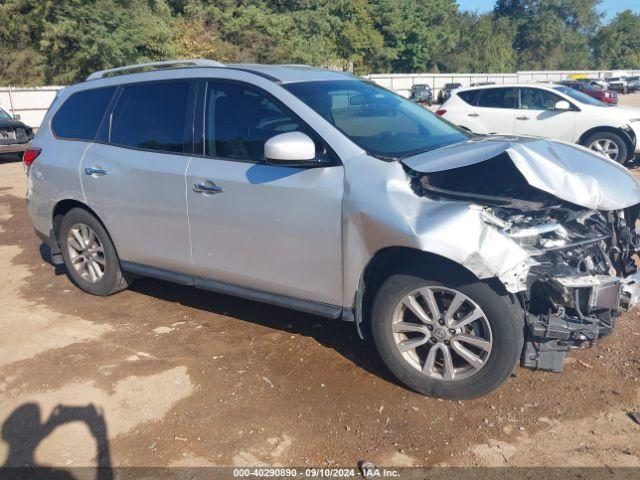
[{"xmin": 457, "ymin": 0, "xmax": 640, "ymax": 21}]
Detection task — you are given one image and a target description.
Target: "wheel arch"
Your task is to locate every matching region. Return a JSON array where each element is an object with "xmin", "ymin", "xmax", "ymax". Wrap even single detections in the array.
[
  {"xmin": 578, "ymin": 126, "xmax": 635, "ymax": 160},
  {"xmin": 354, "ymin": 246, "xmax": 507, "ymax": 339},
  {"xmin": 51, "ymin": 199, "xmax": 106, "ymax": 244}
]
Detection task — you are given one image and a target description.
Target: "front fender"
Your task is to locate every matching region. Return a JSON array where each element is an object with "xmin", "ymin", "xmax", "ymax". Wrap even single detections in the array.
[{"xmin": 342, "ymin": 154, "xmax": 531, "ymax": 308}]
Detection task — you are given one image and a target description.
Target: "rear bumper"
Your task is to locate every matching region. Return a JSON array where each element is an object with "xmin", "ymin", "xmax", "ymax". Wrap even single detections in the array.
[
  {"xmin": 0, "ymin": 130, "xmax": 34, "ymax": 146},
  {"xmin": 0, "ymin": 137, "xmax": 32, "ymax": 146}
]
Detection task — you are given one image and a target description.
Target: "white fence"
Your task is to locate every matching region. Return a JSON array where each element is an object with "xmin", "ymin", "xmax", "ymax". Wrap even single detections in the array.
[
  {"xmin": 0, "ymin": 86, "xmax": 63, "ymax": 128},
  {"xmin": 3, "ymin": 69, "xmax": 640, "ymax": 129},
  {"xmin": 367, "ymin": 69, "xmax": 640, "ymax": 98}
]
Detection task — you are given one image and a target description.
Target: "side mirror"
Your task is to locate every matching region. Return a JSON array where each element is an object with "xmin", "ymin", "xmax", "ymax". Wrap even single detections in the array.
[
  {"xmin": 264, "ymin": 132, "xmax": 319, "ymax": 167},
  {"xmin": 554, "ymin": 100, "xmax": 571, "ymax": 111},
  {"xmin": 13, "ymin": 113, "xmax": 21, "ymax": 120}
]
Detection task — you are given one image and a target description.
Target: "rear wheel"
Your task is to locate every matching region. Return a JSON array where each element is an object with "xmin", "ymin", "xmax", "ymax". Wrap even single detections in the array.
[
  {"xmin": 371, "ymin": 272, "xmax": 523, "ymax": 399},
  {"xmin": 59, "ymin": 208, "xmax": 133, "ymax": 296},
  {"xmin": 583, "ymin": 131, "xmax": 628, "ymax": 164}
]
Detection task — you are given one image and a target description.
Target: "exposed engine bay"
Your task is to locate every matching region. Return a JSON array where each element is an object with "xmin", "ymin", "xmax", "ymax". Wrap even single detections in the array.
[{"xmin": 405, "ymin": 151, "xmax": 640, "ymax": 373}]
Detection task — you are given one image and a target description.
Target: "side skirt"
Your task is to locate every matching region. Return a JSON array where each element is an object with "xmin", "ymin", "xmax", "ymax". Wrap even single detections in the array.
[{"xmin": 120, "ymin": 261, "xmax": 345, "ymax": 320}]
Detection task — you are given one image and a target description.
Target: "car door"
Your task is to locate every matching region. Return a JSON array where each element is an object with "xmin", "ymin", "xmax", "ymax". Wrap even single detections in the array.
[
  {"xmin": 186, "ymin": 79, "xmax": 344, "ymax": 306},
  {"xmin": 514, "ymin": 87, "xmax": 577, "ymax": 142},
  {"xmin": 471, "ymin": 87, "xmax": 517, "ymax": 134},
  {"xmin": 81, "ymin": 80, "xmax": 196, "ymax": 274}
]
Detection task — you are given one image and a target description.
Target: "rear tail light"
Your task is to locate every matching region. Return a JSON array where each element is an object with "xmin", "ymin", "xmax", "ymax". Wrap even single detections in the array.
[
  {"xmin": 23, "ymin": 148, "xmax": 41, "ymax": 172},
  {"xmin": 435, "ymin": 109, "xmax": 446, "ymax": 116}
]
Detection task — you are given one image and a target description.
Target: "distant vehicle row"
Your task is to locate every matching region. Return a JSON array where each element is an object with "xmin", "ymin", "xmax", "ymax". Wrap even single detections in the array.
[
  {"xmin": 558, "ymin": 80, "xmax": 617, "ymax": 105},
  {"xmin": 407, "ymin": 75, "xmax": 638, "ymax": 108}
]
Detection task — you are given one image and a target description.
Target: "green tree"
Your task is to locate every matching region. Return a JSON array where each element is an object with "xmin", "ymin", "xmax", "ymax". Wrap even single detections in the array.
[
  {"xmin": 494, "ymin": 0, "xmax": 601, "ymax": 69},
  {"xmin": 369, "ymin": 0, "xmax": 460, "ymax": 72},
  {"xmin": 593, "ymin": 10, "xmax": 640, "ymax": 69},
  {"xmin": 36, "ymin": 0, "xmax": 175, "ymax": 84},
  {"xmin": 447, "ymin": 14, "xmax": 517, "ymax": 73},
  {"xmin": 272, "ymin": 0, "xmax": 384, "ymax": 72},
  {"xmin": 2, "ymin": 0, "xmax": 640, "ymax": 86},
  {"xmin": 0, "ymin": 0, "xmax": 44, "ymax": 85}
]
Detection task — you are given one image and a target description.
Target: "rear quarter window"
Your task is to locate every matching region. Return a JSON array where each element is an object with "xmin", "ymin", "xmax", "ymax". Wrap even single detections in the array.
[
  {"xmin": 457, "ymin": 90, "xmax": 481, "ymax": 105},
  {"xmin": 52, "ymin": 87, "xmax": 117, "ymax": 141}
]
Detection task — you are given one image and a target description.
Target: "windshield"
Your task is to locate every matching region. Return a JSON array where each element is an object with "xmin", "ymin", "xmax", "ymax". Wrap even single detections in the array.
[
  {"xmin": 0, "ymin": 107, "xmax": 11, "ymax": 120},
  {"xmin": 553, "ymin": 85, "xmax": 608, "ymax": 106},
  {"xmin": 284, "ymin": 80, "xmax": 469, "ymax": 159}
]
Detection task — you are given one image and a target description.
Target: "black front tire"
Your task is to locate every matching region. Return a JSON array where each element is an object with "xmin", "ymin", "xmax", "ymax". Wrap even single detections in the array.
[
  {"xmin": 59, "ymin": 208, "xmax": 133, "ymax": 296},
  {"xmin": 581, "ymin": 131, "xmax": 629, "ymax": 165},
  {"xmin": 371, "ymin": 272, "xmax": 523, "ymax": 400}
]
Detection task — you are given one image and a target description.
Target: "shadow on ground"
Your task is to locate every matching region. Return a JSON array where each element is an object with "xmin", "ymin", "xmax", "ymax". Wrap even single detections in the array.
[
  {"xmin": 37, "ymin": 241, "xmax": 402, "ymax": 390},
  {"xmin": 0, "ymin": 402, "xmax": 112, "ymax": 480}
]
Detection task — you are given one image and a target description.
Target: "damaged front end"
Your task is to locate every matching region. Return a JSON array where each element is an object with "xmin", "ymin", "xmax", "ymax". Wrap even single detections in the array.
[
  {"xmin": 403, "ymin": 138, "xmax": 640, "ymax": 373},
  {"xmin": 491, "ymin": 202, "xmax": 640, "ymax": 372}
]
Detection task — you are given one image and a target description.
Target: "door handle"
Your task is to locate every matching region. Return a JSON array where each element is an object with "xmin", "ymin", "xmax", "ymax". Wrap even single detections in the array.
[
  {"xmin": 468, "ymin": 113, "xmax": 480, "ymax": 117},
  {"xmin": 193, "ymin": 181, "xmax": 224, "ymax": 194},
  {"xmin": 516, "ymin": 116, "xmax": 530, "ymax": 121},
  {"xmin": 84, "ymin": 167, "xmax": 107, "ymax": 176}
]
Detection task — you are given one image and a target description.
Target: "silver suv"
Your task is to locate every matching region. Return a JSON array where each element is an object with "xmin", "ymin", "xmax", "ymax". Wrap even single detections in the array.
[{"xmin": 25, "ymin": 60, "xmax": 640, "ymax": 399}]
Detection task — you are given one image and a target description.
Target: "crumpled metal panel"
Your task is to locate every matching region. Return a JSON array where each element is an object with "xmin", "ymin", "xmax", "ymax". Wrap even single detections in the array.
[
  {"xmin": 402, "ymin": 136, "xmax": 640, "ymax": 211},
  {"xmin": 342, "ymin": 154, "xmax": 533, "ymax": 305}
]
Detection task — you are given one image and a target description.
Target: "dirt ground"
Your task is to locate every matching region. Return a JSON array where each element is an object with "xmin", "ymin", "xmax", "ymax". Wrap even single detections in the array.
[{"xmin": 1, "ymin": 95, "xmax": 640, "ymax": 473}]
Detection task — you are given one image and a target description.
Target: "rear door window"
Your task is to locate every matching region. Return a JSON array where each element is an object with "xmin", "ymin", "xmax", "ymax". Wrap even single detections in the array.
[
  {"xmin": 476, "ymin": 88, "xmax": 517, "ymax": 109},
  {"xmin": 457, "ymin": 90, "xmax": 481, "ymax": 105},
  {"xmin": 52, "ymin": 87, "xmax": 116, "ymax": 141},
  {"xmin": 110, "ymin": 81, "xmax": 192, "ymax": 153}
]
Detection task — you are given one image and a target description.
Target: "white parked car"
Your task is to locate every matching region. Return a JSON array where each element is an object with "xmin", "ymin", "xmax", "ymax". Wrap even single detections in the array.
[{"xmin": 437, "ymin": 83, "xmax": 640, "ymax": 164}]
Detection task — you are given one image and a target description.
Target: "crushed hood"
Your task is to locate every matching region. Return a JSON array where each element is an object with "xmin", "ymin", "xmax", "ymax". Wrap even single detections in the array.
[{"xmin": 402, "ymin": 136, "xmax": 640, "ymax": 211}]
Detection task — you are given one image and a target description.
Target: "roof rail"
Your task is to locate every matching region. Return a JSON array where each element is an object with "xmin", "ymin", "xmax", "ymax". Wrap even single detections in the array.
[{"xmin": 86, "ymin": 59, "xmax": 224, "ymax": 81}]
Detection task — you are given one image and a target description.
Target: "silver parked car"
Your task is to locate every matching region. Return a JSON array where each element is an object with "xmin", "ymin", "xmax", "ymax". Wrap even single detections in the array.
[{"xmin": 25, "ymin": 60, "xmax": 640, "ymax": 399}]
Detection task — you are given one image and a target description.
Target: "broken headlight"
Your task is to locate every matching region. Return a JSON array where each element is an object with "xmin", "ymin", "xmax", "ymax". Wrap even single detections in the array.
[
  {"xmin": 479, "ymin": 207, "xmax": 573, "ymax": 251},
  {"xmin": 507, "ymin": 222, "xmax": 570, "ymax": 249}
]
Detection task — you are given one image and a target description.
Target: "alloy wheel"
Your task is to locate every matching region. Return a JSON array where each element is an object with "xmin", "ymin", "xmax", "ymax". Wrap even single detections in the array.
[
  {"xmin": 391, "ymin": 286, "xmax": 493, "ymax": 381},
  {"xmin": 589, "ymin": 138, "xmax": 619, "ymax": 161},
  {"xmin": 66, "ymin": 223, "xmax": 106, "ymax": 283}
]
